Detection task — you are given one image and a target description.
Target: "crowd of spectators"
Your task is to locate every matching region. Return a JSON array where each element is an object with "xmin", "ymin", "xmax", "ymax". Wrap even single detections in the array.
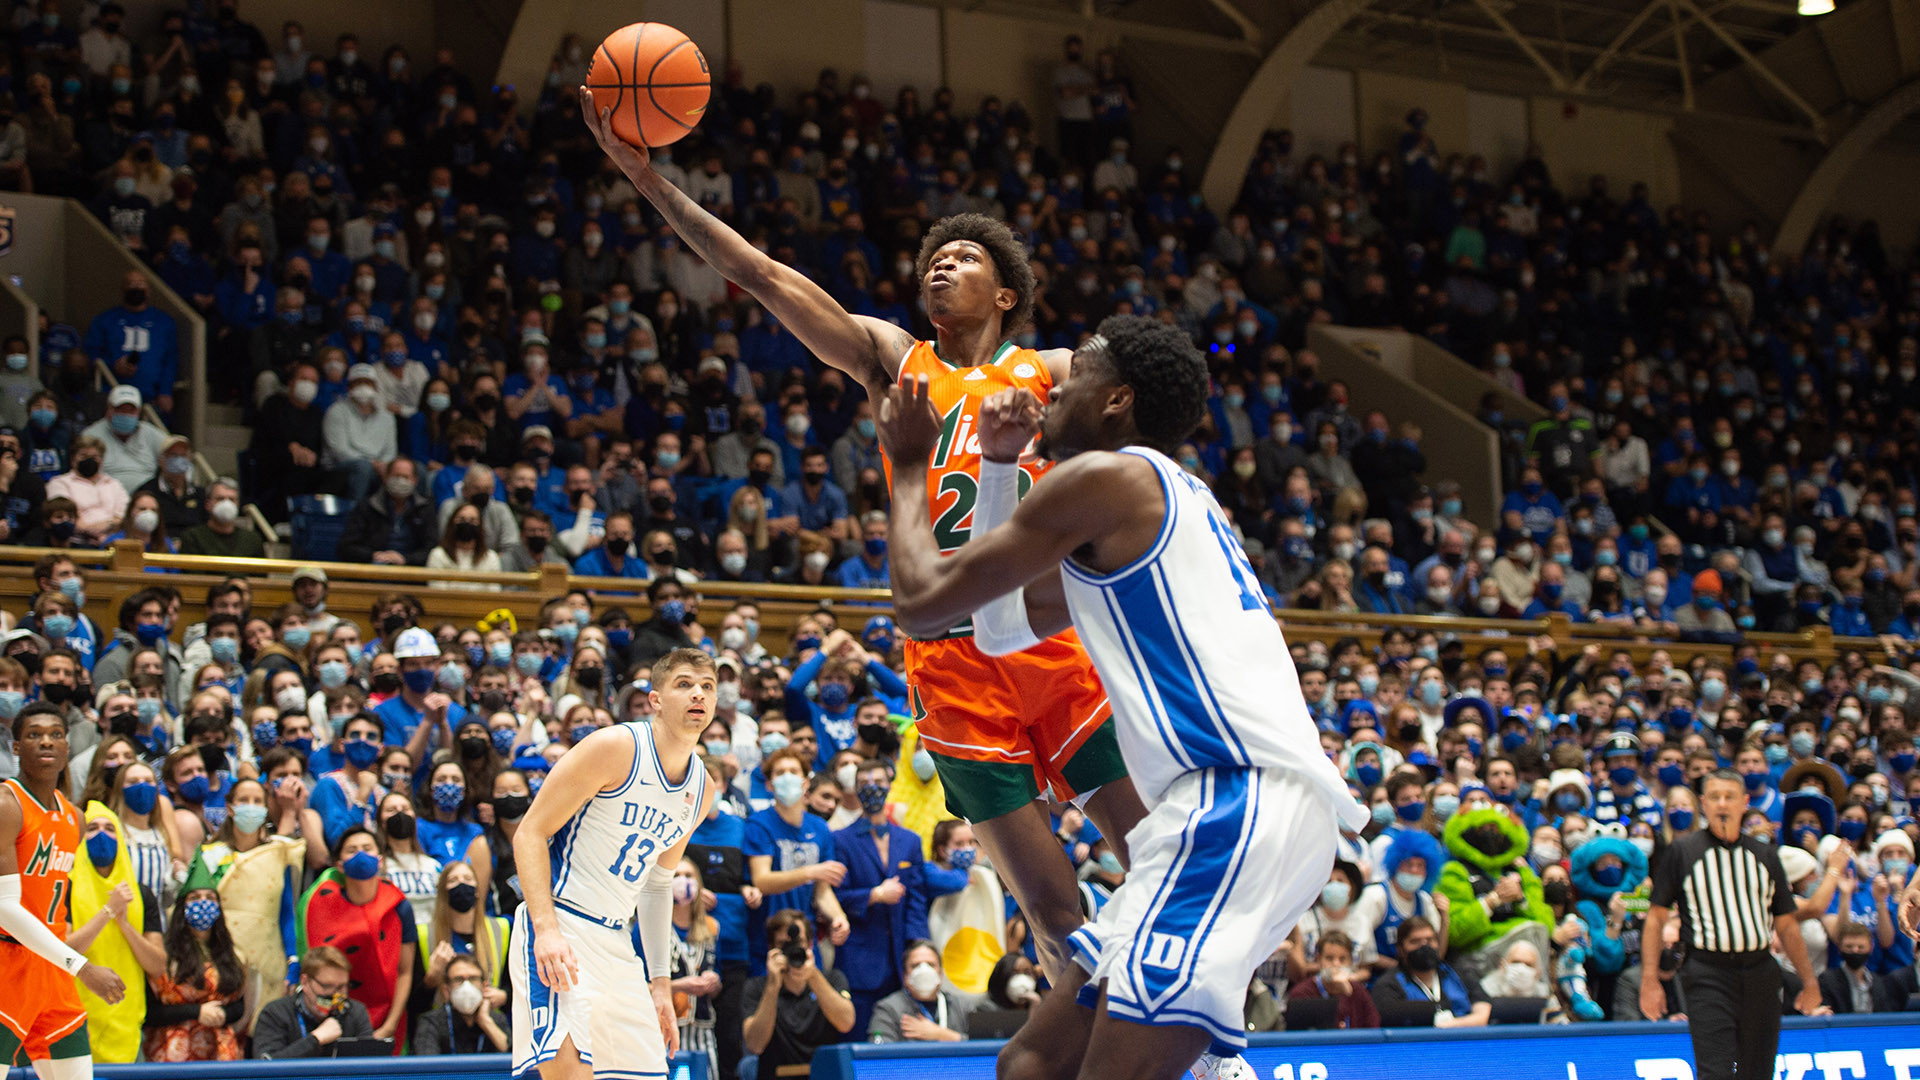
[{"xmin": 0, "ymin": 1, "xmax": 1916, "ymax": 1074}]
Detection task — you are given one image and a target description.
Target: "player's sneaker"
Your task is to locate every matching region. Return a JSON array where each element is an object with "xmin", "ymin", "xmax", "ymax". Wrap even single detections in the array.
[{"xmin": 1191, "ymin": 1052, "xmax": 1255, "ymax": 1080}]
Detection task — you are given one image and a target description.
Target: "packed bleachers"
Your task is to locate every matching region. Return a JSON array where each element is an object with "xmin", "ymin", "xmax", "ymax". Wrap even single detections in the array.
[{"xmin": 0, "ymin": 4, "xmax": 1915, "ymax": 1077}]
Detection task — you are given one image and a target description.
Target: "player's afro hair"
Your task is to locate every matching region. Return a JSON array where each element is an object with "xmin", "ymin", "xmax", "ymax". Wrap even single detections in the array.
[
  {"xmin": 914, "ymin": 214, "xmax": 1036, "ymax": 338},
  {"xmin": 1090, "ymin": 314, "xmax": 1209, "ymax": 450}
]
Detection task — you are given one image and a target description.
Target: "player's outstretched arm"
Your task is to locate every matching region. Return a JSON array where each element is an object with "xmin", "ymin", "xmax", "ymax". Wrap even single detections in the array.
[
  {"xmin": 879, "ymin": 376, "xmax": 1132, "ymax": 638},
  {"xmin": 581, "ymin": 88, "xmax": 911, "ymax": 393}
]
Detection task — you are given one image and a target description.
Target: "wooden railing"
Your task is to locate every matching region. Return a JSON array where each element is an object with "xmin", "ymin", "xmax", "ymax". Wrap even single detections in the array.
[{"xmin": 0, "ymin": 542, "xmax": 1899, "ymax": 665}]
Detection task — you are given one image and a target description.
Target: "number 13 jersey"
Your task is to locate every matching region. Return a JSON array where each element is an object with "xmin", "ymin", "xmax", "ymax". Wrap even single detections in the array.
[{"xmin": 547, "ymin": 723, "xmax": 706, "ymax": 923}]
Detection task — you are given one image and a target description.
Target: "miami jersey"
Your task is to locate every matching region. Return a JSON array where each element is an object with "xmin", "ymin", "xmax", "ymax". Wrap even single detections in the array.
[
  {"xmin": 4, "ymin": 778, "xmax": 79, "ymax": 936},
  {"xmin": 1059, "ymin": 446, "xmax": 1368, "ymax": 824},
  {"xmin": 547, "ymin": 723, "xmax": 707, "ymax": 924}
]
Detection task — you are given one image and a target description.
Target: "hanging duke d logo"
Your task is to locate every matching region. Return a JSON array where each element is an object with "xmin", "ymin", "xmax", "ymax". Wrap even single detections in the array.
[{"xmin": 0, "ymin": 203, "xmax": 16, "ymax": 257}]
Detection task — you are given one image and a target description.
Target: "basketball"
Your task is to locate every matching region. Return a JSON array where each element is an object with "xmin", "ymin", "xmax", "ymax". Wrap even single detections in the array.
[{"xmin": 585, "ymin": 22, "xmax": 710, "ymax": 148}]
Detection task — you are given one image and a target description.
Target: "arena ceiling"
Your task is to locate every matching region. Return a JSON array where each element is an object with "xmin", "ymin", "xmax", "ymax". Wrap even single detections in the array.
[{"xmin": 913, "ymin": 0, "xmax": 1920, "ymax": 142}]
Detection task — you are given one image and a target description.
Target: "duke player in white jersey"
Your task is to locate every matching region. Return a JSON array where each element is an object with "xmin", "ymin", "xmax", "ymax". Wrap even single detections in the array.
[
  {"xmin": 511, "ymin": 648, "xmax": 718, "ymax": 1080},
  {"xmin": 878, "ymin": 315, "xmax": 1368, "ymax": 1080}
]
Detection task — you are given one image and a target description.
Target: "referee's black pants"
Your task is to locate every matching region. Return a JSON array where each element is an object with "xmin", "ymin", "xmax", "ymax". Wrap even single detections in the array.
[{"xmin": 1680, "ymin": 954, "xmax": 1782, "ymax": 1080}]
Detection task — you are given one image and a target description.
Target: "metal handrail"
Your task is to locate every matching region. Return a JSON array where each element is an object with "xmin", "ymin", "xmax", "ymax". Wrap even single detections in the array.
[{"xmin": 92, "ymin": 360, "xmax": 277, "ymax": 544}]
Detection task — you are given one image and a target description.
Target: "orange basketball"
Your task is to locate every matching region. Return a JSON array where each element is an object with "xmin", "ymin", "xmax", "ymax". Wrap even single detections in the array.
[{"xmin": 585, "ymin": 23, "xmax": 710, "ymax": 148}]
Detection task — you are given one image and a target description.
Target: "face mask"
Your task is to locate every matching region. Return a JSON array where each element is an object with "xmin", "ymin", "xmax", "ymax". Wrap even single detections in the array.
[
  {"xmin": 760, "ymin": 732, "xmax": 790, "ymax": 756},
  {"xmin": 184, "ymin": 897, "xmax": 222, "ymax": 932},
  {"xmin": 771, "ymin": 772, "xmax": 806, "ymax": 807},
  {"xmin": 1096, "ymin": 852, "xmax": 1123, "ymax": 876},
  {"xmin": 86, "ymin": 830, "xmax": 119, "ymax": 868},
  {"xmin": 857, "ymin": 782, "xmax": 889, "ymax": 816},
  {"xmin": 1431, "ymin": 794, "xmax": 1459, "ymax": 820},
  {"xmin": 1404, "ymin": 944, "xmax": 1440, "ymax": 972},
  {"xmin": 1629, "ymin": 836, "xmax": 1656, "ymax": 858},
  {"xmin": 121, "ymin": 781, "xmax": 159, "ymax": 815},
  {"xmin": 42, "ymin": 614, "xmax": 75, "ymax": 641},
  {"xmin": 835, "ymin": 763, "xmax": 858, "ymax": 791},
  {"xmin": 819, "ymin": 683, "xmax": 851, "ymax": 712},
  {"xmin": 515, "ymin": 652, "xmax": 543, "ymax": 676},
  {"xmin": 342, "ymin": 850, "xmax": 381, "ymax": 880},
  {"xmin": 1320, "ymin": 881, "xmax": 1351, "ymax": 910},
  {"xmin": 231, "ymin": 803, "xmax": 269, "ymax": 835},
  {"xmin": 343, "ymin": 738, "xmax": 381, "ymax": 769}
]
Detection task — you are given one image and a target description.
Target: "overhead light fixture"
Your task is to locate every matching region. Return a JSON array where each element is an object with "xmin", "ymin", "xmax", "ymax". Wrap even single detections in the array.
[{"xmin": 1798, "ymin": 0, "xmax": 1833, "ymax": 16}]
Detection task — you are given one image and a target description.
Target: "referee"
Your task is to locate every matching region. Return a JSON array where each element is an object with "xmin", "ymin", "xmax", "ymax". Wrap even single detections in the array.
[{"xmin": 1640, "ymin": 769, "xmax": 1820, "ymax": 1080}]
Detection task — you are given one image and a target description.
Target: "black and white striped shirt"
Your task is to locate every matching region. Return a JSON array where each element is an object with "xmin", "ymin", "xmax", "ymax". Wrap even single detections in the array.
[{"xmin": 1649, "ymin": 830, "xmax": 1795, "ymax": 956}]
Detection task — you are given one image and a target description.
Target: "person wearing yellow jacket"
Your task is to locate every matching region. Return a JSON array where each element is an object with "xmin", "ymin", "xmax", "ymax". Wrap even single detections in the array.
[{"xmin": 69, "ymin": 801, "xmax": 168, "ymax": 1063}]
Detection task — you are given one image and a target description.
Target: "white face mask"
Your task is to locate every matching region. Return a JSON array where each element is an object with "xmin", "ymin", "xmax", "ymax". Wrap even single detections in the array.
[
  {"xmin": 906, "ymin": 962, "xmax": 941, "ymax": 998},
  {"xmin": 1501, "ymin": 963, "xmax": 1537, "ymax": 995},
  {"xmin": 276, "ymin": 685, "xmax": 308, "ymax": 712},
  {"xmin": 836, "ymin": 763, "xmax": 857, "ymax": 791},
  {"xmin": 1005, "ymin": 972, "xmax": 1036, "ymax": 1003},
  {"xmin": 449, "ymin": 980, "xmax": 483, "ymax": 1015},
  {"xmin": 804, "ymin": 551, "xmax": 830, "ymax": 573}
]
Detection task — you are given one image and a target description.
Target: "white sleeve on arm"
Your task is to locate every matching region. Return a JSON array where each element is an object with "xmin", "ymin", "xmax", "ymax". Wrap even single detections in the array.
[
  {"xmin": 968, "ymin": 459, "xmax": 1042, "ymax": 657},
  {"xmin": 636, "ymin": 861, "xmax": 674, "ymax": 981},
  {"xmin": 0, "ymin": 874, "xmax": 87, "ymax": 975}
]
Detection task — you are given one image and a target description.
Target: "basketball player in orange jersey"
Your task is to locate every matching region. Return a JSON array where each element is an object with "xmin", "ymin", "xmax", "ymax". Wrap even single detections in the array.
[
  {"xmin": 582, "ymin": 88, "xmax": 1148, "ymax": 986},
  {"xmin": 0, "ymin": 702, "xmax": 124, "ymax": 1077}
]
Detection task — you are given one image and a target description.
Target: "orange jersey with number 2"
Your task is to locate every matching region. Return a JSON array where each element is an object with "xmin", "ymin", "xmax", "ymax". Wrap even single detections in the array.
[{"xmin": 884, "ymin": 341, "xmax": 1120, "ymax": 819}]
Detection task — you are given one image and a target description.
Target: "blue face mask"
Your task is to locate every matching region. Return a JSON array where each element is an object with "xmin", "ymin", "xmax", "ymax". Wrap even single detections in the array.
[
  {"xmin": 252, "ymin": 720, "xmax": 278, "ymax": 749},
  {"xmin": 949, "ymin": 847, "xmax": 976, "ymax": 872},
  {"xmin": 819, "ymin": 683, "xmax": 851, "ymax": 711},
  {"xmin": 865, "ymin": 538, "xmax": 888, "ymax": 558},
  {"xmin": 1591, "ymin": 863, "xmax": 1625, "ymax": 888},
  {"xmin": 208, "ymin": 636, "xmax": 239, "ymax": 665},
  {"xmin": 176, "ymin": 774, "xmax": 211, "ymax": 804},
  {"xmin": 318, "ymin": 660, "xmax": 349, "ymax": 688},
  {"xmin": 109, "ymin": 413, "xmax": 139, "ymax": 436},
  {"xmin": 1610, "ymin": 765, "xmax": 1638, "ymax": 787},
  {"xmin": 657, "ymin": 599, "xmax": 687, "ymax": 625},
  {"xmin": 121, "ymin": 782, "xmax": 158, "ymax": 815},
  {"xmin": 770, "ymin": 772, "xmax": 805, "ymax": 807},
  {"xmin": 431, "ymin": 781, "xmax": 465, "ymax": 813},
  {"xmin": 29, "ymin": 407, "xmax": 55, "ymax": 429},
  {"xmin": 86, "ymin": 831, "xmax": 118, "ymax": 868},
  {"xmin": 41, "ymin": 614, "xmax": 74, "ymax": 640},
  {"xmin": 760, "ymin": 732, "xmax": 790, "ymax": 756},
  {"xmin": 491, "ymin": 642, "xmax": 514, "ymax": 667},
  {"xmin": 1432, "ymin": 794, "xmax": 1460, "ymax": 819},
  {"xmin": 606, "ymin": 628, "xmax": 632, "ymax": 650},
  {"xmin": 403, "ymin": 667, "xmax": 436, "ymax": 695},
  {"xmin": 1355, "ymin": 763, "xmax": 1382, "ymax": 787},
  {"xmin": 466, "ymin": 645, "xmax": 486, "ymax": 670},
  {"xmin": 134, "ymin": 621, "xmax": 167, "ymax": 645},
  {"xmin": 1836, "ymin": 819, "xmax": 1866, "ymax": 842},
  {"xmin": 282, "ymin": 626, "xmax": 311, "ymax": 650},
  {"xmin": 343, "ymin": 737, "xmax": 381, "ymax": 769},
  {"xmin": 1394, "ymin": 870, "xmax": 1426, "ymax": 895},
  {"xmin": 1657, "ymin": 764, "xmax": 1686, "ymax": 789},
  {"xmin": 439, "ymin": 663, "xmax": 466, "ymax": 692},
  {"xmin": 285, "ymin": 736, "xmax": 313, "ymax": 757},
  {"xmin": 183, "ymin": 897, "xmax": 222, "ymax": 932},
  {"xmin": 1396, "ymin": 800, "xmax": 1426, "ymax": 823},
  {"xmin": 1668, "ymin": 809, "xmax": 1694, "ymax": 831},
  {"xmin": 553, "ymin": 622, "xmax": 578, "ymax": 645},
  {"xmin": 1892, "ymin": 752, "xmax": 1917, "ymax": 773},
  {"xmin": 1744, "ymin": 769, "xmax": 1769, "ymax": 792},
  {"xmin": 0, "ymin": 691, "xmax": 22, "ymax": 720},
  {"xmin": 342, "ymin": 851, "xmax": 381, "ymax": 880},
  {"xmin": 1554, "ymin": 791, "xmax": 1585, "ymax": 813},
  {"xmin": 1502, "ymin": 731, "xmax": 1528, "ymax": 752},
  {"xmin": 492, "ymin": 728, "xmax": 517, "ymax": 755},
  {"xmin": 571, "ymin": 724, "xmax": 598, "ymax": 745}
]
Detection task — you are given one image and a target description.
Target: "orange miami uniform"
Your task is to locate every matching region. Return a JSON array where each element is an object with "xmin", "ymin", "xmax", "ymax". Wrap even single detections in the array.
[
  {"xmin": 0, "ymin": 778, "xmax": 87, "ymax": 1062},
  {"xmin": 887, "ymin": 340, "xmax": 1127, "ymax": 822}
]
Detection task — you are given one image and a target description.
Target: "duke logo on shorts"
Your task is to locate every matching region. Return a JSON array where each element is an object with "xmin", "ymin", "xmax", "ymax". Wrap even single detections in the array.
[
  {"xmin": 512, "ymin": 723, "xmax": 707, "ymax": 1078},
  {"xmin": 1057, "ymin": 446, "xmax": 1368, "ymax": 1049}
]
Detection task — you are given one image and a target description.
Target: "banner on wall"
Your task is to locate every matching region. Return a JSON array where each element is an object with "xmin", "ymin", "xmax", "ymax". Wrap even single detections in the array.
[{"xmin": 817, "ymin": 1018, "xmax": 1920, "ymax": 1080}]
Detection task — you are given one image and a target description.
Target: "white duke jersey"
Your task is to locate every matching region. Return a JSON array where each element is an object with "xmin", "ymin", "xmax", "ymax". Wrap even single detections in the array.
[
  {"xmin": 1060, "ymin": 445, "xmax": 1368, "ymax": 826},
  {"xmin": 548, "ymin": 721, "xmax": 708, "ymax": 923}
]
